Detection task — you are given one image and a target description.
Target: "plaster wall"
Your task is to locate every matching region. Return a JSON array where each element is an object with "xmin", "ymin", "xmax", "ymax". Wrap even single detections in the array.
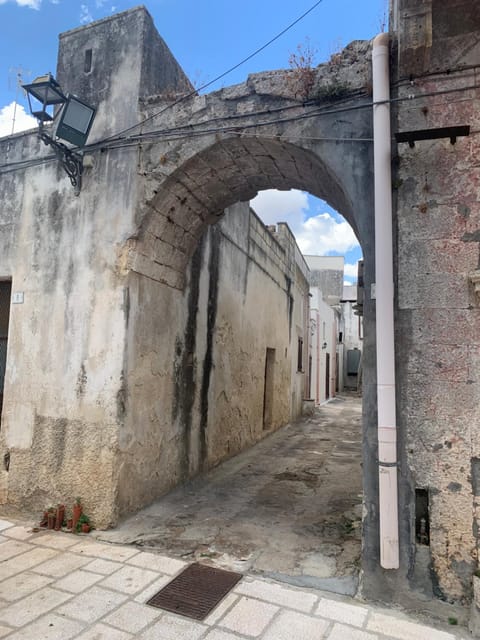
[
  {"xmin": 0, "ymin": 131, "xmax": 139, "ymax": 527},
  {"xmin": 116, "ymin": 203, "xmax": 309, "ymax": 515},
  {"xmin": 0, "ymin": 6, "xmax": 195, "ymax": 527},
  {"xmin": 269, "ymin": 223, "xmax": 310, "ymax": 420}
]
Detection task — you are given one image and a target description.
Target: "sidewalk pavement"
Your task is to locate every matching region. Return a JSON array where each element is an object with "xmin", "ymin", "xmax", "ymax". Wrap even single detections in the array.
[{"xmin": 0, "ymin": 518, "xmax": 471, "ymax": 640}]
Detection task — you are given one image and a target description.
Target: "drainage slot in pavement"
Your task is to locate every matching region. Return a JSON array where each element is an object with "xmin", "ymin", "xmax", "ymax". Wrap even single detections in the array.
[{"xmin": 146, "ymin": 562, "xmax": 242, "ymax": 620}]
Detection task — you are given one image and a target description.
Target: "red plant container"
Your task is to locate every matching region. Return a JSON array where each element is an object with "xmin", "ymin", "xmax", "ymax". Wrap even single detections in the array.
[
  {"xmin": 72, "ymin": 502, "xmax": 82, "ymax": 531},
  {"xmin": 55, "ymin": 504, "xmax": 65, "ymax": 531}
]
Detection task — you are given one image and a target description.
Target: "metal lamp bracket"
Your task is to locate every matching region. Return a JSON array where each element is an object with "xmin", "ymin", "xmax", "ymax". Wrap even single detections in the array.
[{"xmin": 39, "ymin": 129, "xmax": 83, "ymax": 196}]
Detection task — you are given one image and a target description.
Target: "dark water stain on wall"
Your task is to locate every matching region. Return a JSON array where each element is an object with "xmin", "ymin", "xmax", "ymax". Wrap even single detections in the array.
[
  {"xmin": 199, "ymin": 226, "xmax": 221, "ymax": 468},
  {"xmin": 172, "ymin": 236, "xmax": 205, "ymax": 479}
]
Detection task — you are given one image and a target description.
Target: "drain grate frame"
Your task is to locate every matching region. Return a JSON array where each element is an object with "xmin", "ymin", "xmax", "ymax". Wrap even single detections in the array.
[{"xmin": 146, "ymin": 562, "xmax": 243, "ymax": 620}]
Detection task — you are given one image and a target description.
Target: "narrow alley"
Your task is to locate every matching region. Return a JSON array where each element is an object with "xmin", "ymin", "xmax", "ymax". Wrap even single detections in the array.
[{"xmin": 99, "ymin": 395, "xmax": 363, "ymax": 596}]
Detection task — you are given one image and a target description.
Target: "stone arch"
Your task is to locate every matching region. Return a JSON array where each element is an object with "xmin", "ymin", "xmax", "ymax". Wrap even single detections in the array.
[
  {"xmin": 120, "ymin": 83, "xmax": 378, "ymax": 578},
  {"xmin": 111, "ymin": 35, "xmax": 378, "ymax": 584},
  {"xmin": 130, "ymin": 134, "xmax": 371, "ymax": 290}
]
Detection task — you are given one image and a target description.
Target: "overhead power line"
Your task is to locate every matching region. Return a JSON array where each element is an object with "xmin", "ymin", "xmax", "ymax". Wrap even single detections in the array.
[{"xmin": 1, "ymin": 82, "xmax": 480, "ymax": 176}]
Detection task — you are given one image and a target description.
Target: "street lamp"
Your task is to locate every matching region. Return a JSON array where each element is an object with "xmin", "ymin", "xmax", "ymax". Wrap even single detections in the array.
[{"xmin": 22, "ymin": 73, "xmax": 96, "ymax": 195}]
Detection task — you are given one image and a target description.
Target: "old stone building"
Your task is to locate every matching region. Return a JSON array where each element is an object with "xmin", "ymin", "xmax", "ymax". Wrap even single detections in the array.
[{"xmin": 0, "ymin": 0, "xmax": 480, "ymax": 617}]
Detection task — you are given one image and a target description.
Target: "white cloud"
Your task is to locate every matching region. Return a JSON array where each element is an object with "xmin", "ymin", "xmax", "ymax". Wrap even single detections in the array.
[
  {"xmin": 0, "ymin": 0, "xmax": 42, "ymax": 7},
  {"xmin": 80, "ymin": 3, "xmax": 93, "ymax": 23},
  {"xmin": 251, "ymin": 189, "xmax": 360, "ymax": 256},
  {"xmin": 343, "ymin": 262, "xmax": 360, "ymax": 278},
  {"xmin": 0, "ymin": 102, "xmax": 37, "ymax": 138},
  {"xmin": 251, "ymin": 189, "xmax": 309, "ymax": 224}
]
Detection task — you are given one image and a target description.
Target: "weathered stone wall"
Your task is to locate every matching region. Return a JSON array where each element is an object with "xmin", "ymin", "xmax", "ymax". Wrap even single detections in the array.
[
  {"xmin": 116, "ymin": 203, "xmax": 309, "ymax": 515},
  {"xmin": 0, "ymin": 7, "xmax": 194, "ymax": 527},
  {"xmin": 0, "ymin": 131, "xmax": 138, "ymax": 527},
  {"xmin": 56, "ymin": 7, "xmax": 193, "ymax": 140},
  {"xmin": 364, "ymin": 0, "xmax": 480, "ymax": 606},
  {"xmin": 269, "ymin": 222, "xmax": 310, "ymax": 419}
]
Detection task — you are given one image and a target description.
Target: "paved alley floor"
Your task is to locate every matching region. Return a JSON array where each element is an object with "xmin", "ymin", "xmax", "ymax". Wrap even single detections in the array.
[
  {"xmin": 0, "ymin": 518, "xmax": 471, "ymax": 639},
  {"xmin": 99, "ymin": 395, "xmax": 364, "ymax": 596}
]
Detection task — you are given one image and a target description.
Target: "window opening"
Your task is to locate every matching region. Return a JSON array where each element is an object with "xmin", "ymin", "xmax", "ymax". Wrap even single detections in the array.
[
  {"xmin": 84, "ymin": 49, "xmax": 93, "ymax": 73},
  {"xmin": 415, "ymin": 488, "xmax": 430, "ymax": 545}
]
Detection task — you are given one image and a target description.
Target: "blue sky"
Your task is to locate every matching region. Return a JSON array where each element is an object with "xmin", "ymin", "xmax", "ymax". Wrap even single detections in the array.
[{"xmin": 0, "ymin": 0, "xmax": 387, "ymax": 283}]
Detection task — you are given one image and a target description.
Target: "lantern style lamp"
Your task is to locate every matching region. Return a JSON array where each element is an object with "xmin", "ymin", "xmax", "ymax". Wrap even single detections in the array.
[{"xmin": 22, "ymin": 73, "xmax": 96, "ymax": 195}]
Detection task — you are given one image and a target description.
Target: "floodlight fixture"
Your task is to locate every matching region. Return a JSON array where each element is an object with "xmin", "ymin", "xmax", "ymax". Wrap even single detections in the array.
[
  {"xmin": 56, "ymin": 95, "xmax": 96, "ymax": 148},
  {"xmin": 22, "ymin": 73, "xmax": 96, "ymax": 195}
]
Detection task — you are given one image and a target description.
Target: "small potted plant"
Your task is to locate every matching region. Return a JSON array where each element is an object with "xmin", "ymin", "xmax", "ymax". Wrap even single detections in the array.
[
  {"xmin": 77, "ymin": 513, "xmax": 91, "ymax": 534},
  {"xmin": 47, "ymin": 507, "xmax": 56, "ymax": 530}
]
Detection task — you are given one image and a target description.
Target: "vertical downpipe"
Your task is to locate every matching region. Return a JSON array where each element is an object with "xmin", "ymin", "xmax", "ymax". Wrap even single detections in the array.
[{"xmin": 372, "ymin": 33, "xmax": 399, "ymax": 569}]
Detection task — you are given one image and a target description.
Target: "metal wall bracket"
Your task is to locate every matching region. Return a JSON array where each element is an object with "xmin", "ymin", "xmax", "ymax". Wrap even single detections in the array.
[
  {"xmin": 39, "ymin": 131, "xmax": 83, "ymax": 196},
  {"xmin": 395, "ymin": 125, "xmax": 470, "ymax": 148}
]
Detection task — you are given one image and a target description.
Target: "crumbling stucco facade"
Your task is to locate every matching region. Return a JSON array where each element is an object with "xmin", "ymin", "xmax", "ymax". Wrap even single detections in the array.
[{"xmin": 1, "ymin": 0, "xmax": 480, "ymax": 613}]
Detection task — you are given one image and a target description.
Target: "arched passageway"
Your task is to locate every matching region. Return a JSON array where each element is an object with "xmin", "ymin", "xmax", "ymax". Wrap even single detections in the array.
[{"xmin": 118, "ymin": 100, "xmax": 378, "ymax": 583}]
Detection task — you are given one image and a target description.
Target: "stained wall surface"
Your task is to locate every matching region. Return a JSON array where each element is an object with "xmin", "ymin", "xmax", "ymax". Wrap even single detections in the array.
[
  {"xmin": 116, "ymin": 203, "xmax": 310, "ymax": 515},
  {"xmin": 0, "ymin": 2, "xmax": 384, "ymax": 602},
  {"xmin": 362, "ymin": 0, "xmax": 480, "ymax": 606}
]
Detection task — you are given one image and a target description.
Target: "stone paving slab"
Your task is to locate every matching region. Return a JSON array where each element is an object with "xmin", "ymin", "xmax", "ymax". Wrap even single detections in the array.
[{"xmin": 0, "ymin": 519, "xmax": 472, "ymax": 639}]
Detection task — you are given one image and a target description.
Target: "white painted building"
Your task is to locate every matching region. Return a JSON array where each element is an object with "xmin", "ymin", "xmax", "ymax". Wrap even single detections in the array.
[
  {"xmin": 305, "ymin": 256, "xmax": 344, "ymax": 405},
  {"xmin": 340, "ymin": 284, "xmax": 363, "ymax": 391}
]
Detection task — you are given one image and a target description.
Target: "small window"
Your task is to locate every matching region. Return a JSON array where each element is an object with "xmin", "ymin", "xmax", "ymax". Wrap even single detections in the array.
[
  {"xmin": 297, "ymin": 337, "xmax": 304, "ymax": 372},
  {"xmin": 84, "ymin": 49, "xmax": 93, "ymax": 73}
]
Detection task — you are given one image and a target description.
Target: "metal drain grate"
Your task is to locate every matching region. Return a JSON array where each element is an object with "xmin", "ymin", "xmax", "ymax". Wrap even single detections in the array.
[{"xmin": 146, "ymin": 562, "xmax": 242, "ymax": 620}]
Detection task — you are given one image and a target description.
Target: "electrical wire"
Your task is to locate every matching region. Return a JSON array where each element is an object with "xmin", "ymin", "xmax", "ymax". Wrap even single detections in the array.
[
  {"xmin": 86, "ymin": 81, "xmax": 480, "ymax": 152},
  {"xmin": 1, "ymin": 81, "xmax": 479, "ymax": 175},
  {"xmin": 86, "ymin": 93, "xmax": 373, "ymax": 152}
]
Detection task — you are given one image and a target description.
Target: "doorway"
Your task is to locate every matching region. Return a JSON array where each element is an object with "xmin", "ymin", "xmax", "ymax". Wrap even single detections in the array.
[
  {"xmin": 263, "ymin": 347, "xmax": 275, "ymax": 430},
  {"xmin": 0, "ymin": 281, "xmax": 11, "ymax": 424},
  {"xmin": 325, "ymin": 352, "xmax": 330, "ymax": 400}
]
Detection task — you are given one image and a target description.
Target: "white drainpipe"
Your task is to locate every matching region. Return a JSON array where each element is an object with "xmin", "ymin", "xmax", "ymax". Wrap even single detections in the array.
[{"xmin": 372, "ymin": 33, "xmax": 399, "ymax": 569}]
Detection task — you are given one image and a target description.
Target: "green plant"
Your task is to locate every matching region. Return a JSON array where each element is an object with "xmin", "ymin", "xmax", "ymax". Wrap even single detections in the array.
[
  {"xmin": 76, "ymin": 513, "xmax": 92, "ymax": 532},
  {"xmin": 448, "ymin": 617, "xmax": 458, "ymax": 626}
]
